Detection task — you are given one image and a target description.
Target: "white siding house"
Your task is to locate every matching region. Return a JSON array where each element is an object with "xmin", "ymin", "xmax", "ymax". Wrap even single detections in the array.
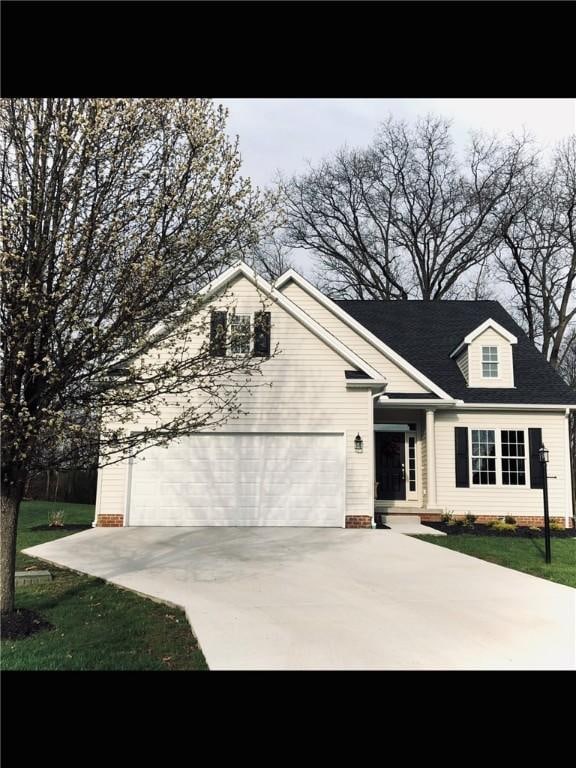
[{"xmin": 95, "ymin": 262, "xmax": 576, "ymax": 529}]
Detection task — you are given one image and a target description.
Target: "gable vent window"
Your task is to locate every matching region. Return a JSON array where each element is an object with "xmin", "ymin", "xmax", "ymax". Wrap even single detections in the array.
[
  {"xmin": 482, "ymin": 346, "xmax": 498, "ymax": 378},
  {"xmin": 230, "ymin": 314, "xmax": 251, "ymax": 355}
]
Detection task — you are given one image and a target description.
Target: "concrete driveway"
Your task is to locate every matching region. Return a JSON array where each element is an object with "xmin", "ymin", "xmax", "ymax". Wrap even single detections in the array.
[{"xmin": 24, "ymin": 527, "xmax": 575, "ymax": 670}]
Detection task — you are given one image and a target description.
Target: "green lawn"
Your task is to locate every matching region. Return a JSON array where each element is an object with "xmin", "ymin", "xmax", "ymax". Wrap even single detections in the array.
[
  {"xmin": 2, "ymin": 500, "xmax": 207, "ymax": 670},
  {"xmin": 416, "ymin": 534, "xmax": 576, "ymax": 589}
]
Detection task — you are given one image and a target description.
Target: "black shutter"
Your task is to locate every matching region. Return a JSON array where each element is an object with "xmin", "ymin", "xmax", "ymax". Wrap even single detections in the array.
[
  {"xmin": 210, "ymin": 311, "xmax": 227, "ymax": 357},
  {"xmin": 529, "ymin": 428, "xmax": 544, "ymax": 489},
  {"xmin": 253, "ymin": 311, "xmax": 271, "ymax": 357},
  {"xmin": 455, "ymin": 427, "xmax": 469, "ymax": 487}
]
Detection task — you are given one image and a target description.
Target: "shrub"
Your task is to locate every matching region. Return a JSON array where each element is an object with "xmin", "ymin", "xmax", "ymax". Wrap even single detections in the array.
[
  {"xmin": 48, "ymin": 509, "xmax": 65, "ymax": 528},
  {"xmin": 463, "ymin": 513, "xmax": 477, "ymax": 528},
  {"xmin": 549, "ymin": 519, "xmax": 563, "ymax": 530},
  {"xmin": 504, "ymin": 515, "xmax": 516, "ymax": 525},
  {"xmin": 491, "ymin": 520, "xmax": 517, "ymax": 533},
  {"xmin": 441, "ymin": 510, "xmax": 454, "ymax": 524}
]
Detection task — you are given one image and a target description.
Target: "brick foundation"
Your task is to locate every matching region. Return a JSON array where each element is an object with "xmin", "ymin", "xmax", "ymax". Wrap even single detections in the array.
[
  {"xmin": 96, "ymin": 514, "xmax": 124, "ymax": 527},
  {"xmin": 345, "ymin": 515, "xmax": 373, "ymax": 529},
  {"xmin": 420, "ymin": 513, "xmax": 572, "ymax": 529}
]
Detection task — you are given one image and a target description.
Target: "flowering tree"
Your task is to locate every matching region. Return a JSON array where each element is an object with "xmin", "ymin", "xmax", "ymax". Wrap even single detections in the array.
[{"xmin": 0, "ymin": 98, "xmax": 268, "ymax": 615}]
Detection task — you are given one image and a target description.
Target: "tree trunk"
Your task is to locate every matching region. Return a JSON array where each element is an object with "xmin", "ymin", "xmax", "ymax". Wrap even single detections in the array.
[{"xmin": 1, "ymin": 488, "xmax": 22, "ymax": 614}]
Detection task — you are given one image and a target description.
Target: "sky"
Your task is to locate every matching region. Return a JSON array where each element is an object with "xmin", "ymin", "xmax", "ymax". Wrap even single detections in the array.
[{"xmin": 216, "ymin": 98, "xmax": 576, "ymax": 273}]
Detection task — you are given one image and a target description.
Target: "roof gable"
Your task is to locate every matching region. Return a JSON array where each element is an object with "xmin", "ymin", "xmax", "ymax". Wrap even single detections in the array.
[
  {"xmin": 276, "ymin": 270, "xmax": 451, "ymax": 399},
  {"xmin": 198, "ymin": 262, "xmax": 385, "ymax": 383},
  {"xmin": 450, "ymin": 318, "xmax": 518, "ymax": 358}
]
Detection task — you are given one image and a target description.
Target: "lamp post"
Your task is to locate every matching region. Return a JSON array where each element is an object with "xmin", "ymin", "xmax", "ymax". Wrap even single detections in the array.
[{"xmin": 538, "ymin": 445, "xmax": 551, "ymax": 564}]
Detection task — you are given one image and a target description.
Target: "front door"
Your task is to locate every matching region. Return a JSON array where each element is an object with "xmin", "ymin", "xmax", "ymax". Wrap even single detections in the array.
[{"xmin": 376, "ymin": 432, "xmax": 406, "ymax": 500}]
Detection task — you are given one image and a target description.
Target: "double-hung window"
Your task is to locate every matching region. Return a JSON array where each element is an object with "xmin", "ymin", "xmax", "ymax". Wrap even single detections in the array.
[
  {"xmin": 501, "ymin": 430, "xmax": 526, "ymax": 485},
  {"xmin": 471, "ymin": 430, "xmax": 497, "ymax": 485},
  {"xmin": 230, "ymin": 314, "xmax": 251, "ymax": 355},
  {"xmin": 482, "ymin": 346, "xmax": 498, "ymax": 378}
]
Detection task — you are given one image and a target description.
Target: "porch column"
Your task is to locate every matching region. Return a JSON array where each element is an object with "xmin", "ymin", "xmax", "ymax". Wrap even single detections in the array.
[{"xmin": 426, "ymin": 408, "xmax": 437, "ymax": 508}]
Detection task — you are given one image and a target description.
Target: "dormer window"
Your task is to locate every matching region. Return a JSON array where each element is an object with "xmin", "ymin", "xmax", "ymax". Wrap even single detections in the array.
[
  {"xmin": 450, "ymin": 318, "xmax": 516, "ymax": 388},
  {"xmin": 482, "ymin": 346, "xmax": 498, "ymax": 378}
]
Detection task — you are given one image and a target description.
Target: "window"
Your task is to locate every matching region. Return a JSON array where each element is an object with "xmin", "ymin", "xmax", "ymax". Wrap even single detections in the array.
[
  {"xmin": 482, "ymin": 346, "xmax": 498, "ymax": 378},
  {"xmin": 501, "ymin": 430, "xmax": 526, "ymax": 485},
  {"xmin": 468, "ymin": 428, "xmax": 529, "ymax": 487},
  {"xmin": 230, "ymin": 314, "xmax": 251, "ymax": 354},
  {"xmin": 408, "ymin": 435, "xmax": 416, "ymax": 492},
  {"xmin": 471, "ymin": 429, "xmax": 496, "ymax": 485}
]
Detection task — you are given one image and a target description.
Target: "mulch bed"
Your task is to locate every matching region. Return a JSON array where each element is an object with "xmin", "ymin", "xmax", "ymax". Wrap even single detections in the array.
[
  {"xmin": 1, "ymin": 608, "xmax": 54, "ymax": 640},
  {"xmin": 423, "ymin": 522, "xmax": 576, "ymax": 538},
  {"xmin": 31, "ymin": 524, "xmax": 91, "ymax": 532}
]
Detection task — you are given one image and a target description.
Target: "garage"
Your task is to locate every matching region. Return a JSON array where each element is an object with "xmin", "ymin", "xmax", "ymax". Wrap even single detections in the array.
[{"xmin": 126, "ymin": 432, "xmax": 345, "ymax": 527}]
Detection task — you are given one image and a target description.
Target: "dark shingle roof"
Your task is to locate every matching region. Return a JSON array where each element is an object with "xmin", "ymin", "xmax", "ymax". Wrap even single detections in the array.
[
  {"xmin": 345, "ymin": 370, "xmax": 371, "ymax": 380},
  {"xmin": 335, "ymin": 300, "xmax": 576, "ymax": 405},
  {"xmin": 383, "ymin": 392, "xmax": 440, "ymax": 399}
]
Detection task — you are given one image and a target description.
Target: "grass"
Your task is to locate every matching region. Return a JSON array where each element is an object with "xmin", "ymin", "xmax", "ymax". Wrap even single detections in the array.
[
  {"xmin": 416, "ymin": 534, "xmax": 576, "ymax": 589},
  {"xmin": 2, "ymin": 500, "xmax": 207, "ymax": 670}
]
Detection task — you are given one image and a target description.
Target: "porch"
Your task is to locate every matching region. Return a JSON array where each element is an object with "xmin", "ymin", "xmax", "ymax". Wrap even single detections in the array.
[{"xmin": 372, "ymin": 400, "xmax": 445, "ymax": 523}]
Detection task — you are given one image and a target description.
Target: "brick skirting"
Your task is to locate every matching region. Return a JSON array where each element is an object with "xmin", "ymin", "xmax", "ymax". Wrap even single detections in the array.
[
  {"xmin": 420, "ymin": 513, "xmax": 573, "ymax": 529},
  {"xmin": 345, "ymin": 515, "xmax": 373, "ymax": 529},
  {"xmin": 96, "ymin": 514, "xmax": 124, "ymax": 527}
]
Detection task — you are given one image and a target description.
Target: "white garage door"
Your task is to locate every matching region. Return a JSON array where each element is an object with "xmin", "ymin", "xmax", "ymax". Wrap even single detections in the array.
[{"xmin": 127, "ymin": 433, "xmax": 345, "ymax": 527}]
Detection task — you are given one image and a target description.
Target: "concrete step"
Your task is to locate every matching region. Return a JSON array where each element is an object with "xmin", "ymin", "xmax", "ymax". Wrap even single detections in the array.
[
  {"xmin": 380, "ymin": 514, "xmax": 421, "ymax": 525},
  {"xmin": 385, "ymin": 524, "xmax": 446, "ymax": 537}
]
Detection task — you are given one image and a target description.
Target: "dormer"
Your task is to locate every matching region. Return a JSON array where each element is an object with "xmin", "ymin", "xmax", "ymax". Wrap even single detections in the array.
[{"xmin": 450, "ymin": 318, "xmax": 517, "ymax": 388}]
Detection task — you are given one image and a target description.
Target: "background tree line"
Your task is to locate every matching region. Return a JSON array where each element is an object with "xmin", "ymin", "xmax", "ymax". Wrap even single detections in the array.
[{"xmin": 262, "ymin": 115, "xmax": 575, "ymax": 384}]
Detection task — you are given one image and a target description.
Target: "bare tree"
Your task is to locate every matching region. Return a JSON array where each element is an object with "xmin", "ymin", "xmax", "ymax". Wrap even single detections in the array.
[
  {"xmin": 281, "ymin": 146, "xmax": 407, "ymax": 299},
  {"xmin": 248, "ymin": 226, "xmax": 295, "ymax": 282},
  {"xmin": 280, "ymin": 115, "xmax": 535, "ymax": 300},
  {"xmin": 0, "ymin": 98, "xmax": 268, "ymax": 616},
  {"xmin": 497, "ymin": 136, "xmax": 576, "ymax": 368}
]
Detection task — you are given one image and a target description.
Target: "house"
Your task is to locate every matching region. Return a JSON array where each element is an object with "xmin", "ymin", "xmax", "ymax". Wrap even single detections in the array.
[{"xmin": 95, "ymin": 262, "xmax": 576, "ymax": 529}]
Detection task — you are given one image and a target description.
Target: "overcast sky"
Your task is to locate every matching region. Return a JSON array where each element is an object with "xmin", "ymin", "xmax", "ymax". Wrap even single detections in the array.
[{"xmin": 216, "ymin": 98, "xmax": 576, "ymax": 273}]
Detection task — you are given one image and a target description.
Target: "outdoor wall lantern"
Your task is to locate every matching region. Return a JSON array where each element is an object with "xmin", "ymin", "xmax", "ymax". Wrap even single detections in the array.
[{"xmin": 354, "ymin": 433, "xmax": 364, "ymax": 453}]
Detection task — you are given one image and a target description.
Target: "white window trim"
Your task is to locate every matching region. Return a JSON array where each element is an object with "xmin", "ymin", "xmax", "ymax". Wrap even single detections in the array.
[
  {"xmin": 468, "ymin": 427, "xmax": 530, "ymax": 489},
  {"xmin": 481, "ymin": 346, "xmax": 499, "ymax": 379},
  {"xmin": 470, "ymin": 428, "xmax": 498, "ymax": 486}
]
